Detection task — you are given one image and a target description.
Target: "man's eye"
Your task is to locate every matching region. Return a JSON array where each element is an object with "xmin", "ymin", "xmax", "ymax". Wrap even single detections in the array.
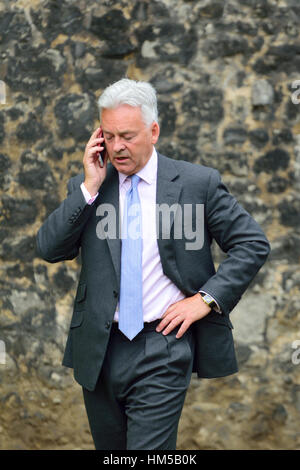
[
  {"xmin": 124, "ymin": 136, "xmax": 133, "ymax": 141},
  {"xmin": 106, "ymin": 136, "xmax": 113, "ymax": 141}
]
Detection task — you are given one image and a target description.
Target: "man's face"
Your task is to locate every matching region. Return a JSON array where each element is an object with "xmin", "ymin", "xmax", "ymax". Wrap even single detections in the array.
[{"xmin": 101, "ymin": 104, "xmax": 160, "ymax": 175}]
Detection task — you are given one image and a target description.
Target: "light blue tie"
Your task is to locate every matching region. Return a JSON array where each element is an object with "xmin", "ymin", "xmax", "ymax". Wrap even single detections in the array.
[{"xmin": 119, "ymin": 174, "xmax": 144, "ymax": 340}]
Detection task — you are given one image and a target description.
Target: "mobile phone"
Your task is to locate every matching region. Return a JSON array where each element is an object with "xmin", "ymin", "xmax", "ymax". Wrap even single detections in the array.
[{"xmin": 98, "ymin": 129, "xmax": 105, "ymax": 167}]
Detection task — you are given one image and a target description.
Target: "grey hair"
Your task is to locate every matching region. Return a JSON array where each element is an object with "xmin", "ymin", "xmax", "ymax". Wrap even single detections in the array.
[{"xmin": 98, "ymin": 78, "xmax": 159, "ymax": 127}]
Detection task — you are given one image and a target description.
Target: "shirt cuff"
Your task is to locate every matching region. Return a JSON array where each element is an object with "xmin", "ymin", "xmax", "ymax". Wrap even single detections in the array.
[
  {"xmin": 199, "ymin": 291, "xmax": 222, "ymax": 314},
  {"xmin": 80, "ymin": 182, "xmax": 99, "ymax": 205}
]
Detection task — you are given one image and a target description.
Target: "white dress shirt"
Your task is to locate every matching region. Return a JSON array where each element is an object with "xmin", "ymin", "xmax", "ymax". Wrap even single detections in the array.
[{"xmin": 80, "ymin": 147, "xmax": 221, "ymax": 322}]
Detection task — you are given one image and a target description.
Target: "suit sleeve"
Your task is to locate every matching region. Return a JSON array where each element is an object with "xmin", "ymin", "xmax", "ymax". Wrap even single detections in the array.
[
  {"xmin": 200, "ymin": 169, "xmax": 271, "ymax": 316},
  {"xmin": 36, "ymin": 176, "xmax": 95, "ymax": 263}
]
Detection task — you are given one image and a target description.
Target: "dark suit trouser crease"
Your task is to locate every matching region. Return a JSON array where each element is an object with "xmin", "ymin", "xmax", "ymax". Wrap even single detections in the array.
[{"xmin": 82, "ymin": 320, "xmax": 195, "ymax": 450}]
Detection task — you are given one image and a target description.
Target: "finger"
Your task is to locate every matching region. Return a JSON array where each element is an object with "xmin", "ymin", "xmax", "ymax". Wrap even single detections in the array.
[
  {"xmin": 175, "ymin": 321, "xmax": 190, "ymax": 339},
  {"xmin": 86, "ymin": 137, "xmax": 104, "ymax": 150},
  {"xmin": 161, "ymin": 302, "xmax": 178, "ymax": 319},
  {"xmin": 85, "ymin": 146, "xmax": 105, "ymax": 161},
  {"xmin": 156, "ymin": 310, "xmax": 179, "ymax": 332},
  {"xmin": 161, "ymin": 316, "xmax": 184, "ymax": 335},
  {"xmin": 92, "ymin": 127, "xmax": 101, "ymax": 137},
  {"xmin": 89, "ymin": 145, "xmax": 105, "ymax": 154},
  {"xmin": 86, "ymin": 128, "xmax": 102, "ymax": 145},
  {"xmin": 91, "ymin": 143, "xmax": 105, "ymax": 152}
]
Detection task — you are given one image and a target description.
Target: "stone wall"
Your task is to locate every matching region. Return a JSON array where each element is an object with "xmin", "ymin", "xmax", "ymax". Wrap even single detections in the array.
[{"xmin": 0, "ymin": 0, "xmax": 299, "ymax": 450}]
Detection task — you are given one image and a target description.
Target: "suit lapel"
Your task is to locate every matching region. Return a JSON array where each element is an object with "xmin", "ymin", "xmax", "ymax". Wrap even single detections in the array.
[
  {"xmin": 156, "ymin": 152, "xmax": 182, "ymax": 233},
  {"xmin": 156, "ymin": 153, "xmax": 185, "ymax": 289}
]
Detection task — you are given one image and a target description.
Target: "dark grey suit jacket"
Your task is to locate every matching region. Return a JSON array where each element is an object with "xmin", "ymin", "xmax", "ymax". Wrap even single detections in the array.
[{"xmin": 36, "ymin": 152, "xmax": 270, "ymax": 391}]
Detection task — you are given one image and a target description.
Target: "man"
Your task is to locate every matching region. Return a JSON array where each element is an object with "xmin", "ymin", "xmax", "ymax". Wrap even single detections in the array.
[{"xmin": 36, "ymin": 78, "xmax": 270, "ymax": 450}]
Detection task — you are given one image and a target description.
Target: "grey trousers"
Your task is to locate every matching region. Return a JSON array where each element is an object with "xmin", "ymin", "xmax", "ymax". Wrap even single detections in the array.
[{"xmin": 82, "ymin": 319, "xmax": 195, "ymax": 450}]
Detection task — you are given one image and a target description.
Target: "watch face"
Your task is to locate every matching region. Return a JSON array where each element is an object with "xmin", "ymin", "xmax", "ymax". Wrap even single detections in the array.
[{"xmin": 204, "ymin": 294, "xmax": 214, "ymax": 304}]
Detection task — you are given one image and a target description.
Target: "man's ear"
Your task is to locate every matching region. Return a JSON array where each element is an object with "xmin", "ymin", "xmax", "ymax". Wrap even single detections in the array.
[{"xmin": 151, "ymin": 121, "xmax": 160, "ymax": 144}]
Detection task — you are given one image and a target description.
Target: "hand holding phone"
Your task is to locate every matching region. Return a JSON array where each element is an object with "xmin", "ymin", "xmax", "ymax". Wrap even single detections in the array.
[{"xmin": 83, "ymin": 127, "xmax": 107, "ymax": 197}]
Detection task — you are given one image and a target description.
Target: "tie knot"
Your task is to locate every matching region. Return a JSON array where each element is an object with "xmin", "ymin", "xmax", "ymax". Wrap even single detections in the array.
[{"xmin": 130, "ymin": 174, "xmax": 140, "ymax": 189}]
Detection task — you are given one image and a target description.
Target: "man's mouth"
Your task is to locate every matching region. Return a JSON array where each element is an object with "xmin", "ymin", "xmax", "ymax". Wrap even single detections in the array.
[{"xmin": 115, "ymin": 156, "xmax": 129, "ymax": 162}]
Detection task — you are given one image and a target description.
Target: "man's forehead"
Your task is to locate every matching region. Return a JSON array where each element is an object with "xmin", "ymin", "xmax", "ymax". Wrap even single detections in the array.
[
  {"xmin": 101, "ymin": 105, "xmax": 145, "ymax": 132},
  {"xmin": 102, "ymin": 127, "xmax": 136, "ymax": 134}
]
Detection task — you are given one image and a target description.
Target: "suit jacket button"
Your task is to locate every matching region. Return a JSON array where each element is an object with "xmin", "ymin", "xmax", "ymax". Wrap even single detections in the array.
[
  {"xmin": 105, "ymin": 321, "xmax": 111, "ymax": 329},
  {"xmin": 113, "ymin": 290, "xmax": 118, "ymax": 298}
]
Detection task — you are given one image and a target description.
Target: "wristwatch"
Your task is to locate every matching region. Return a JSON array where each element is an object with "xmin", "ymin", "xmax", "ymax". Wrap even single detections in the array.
[{"xmin": 200, "ymin": 293, "xmax": 216, "ymax": 310}]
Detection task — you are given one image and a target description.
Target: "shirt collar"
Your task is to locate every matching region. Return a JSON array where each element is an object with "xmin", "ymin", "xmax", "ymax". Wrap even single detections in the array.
[{"xmin": 118, "ymin": 147, "xmax": 157, "ymax": 187}]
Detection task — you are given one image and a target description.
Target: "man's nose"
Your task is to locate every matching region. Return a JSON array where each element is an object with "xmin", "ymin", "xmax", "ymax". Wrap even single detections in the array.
[{"xmin": 113, "ymin": 138, "xmax": 125, "ymax": 153}]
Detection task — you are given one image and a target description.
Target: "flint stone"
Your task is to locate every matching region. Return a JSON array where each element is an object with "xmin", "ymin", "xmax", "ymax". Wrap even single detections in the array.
[
  {"xmin": 249, "ymin": 129, "xmax": 269, "ymax": 148},
  {"xmin": 272, "ymin": 404, "xmax": 288, "ymax": 424},
  {"xmin": 101, "ymin": 40, "xmax": 137, "ymax": 58},
  {"xmin": 54, "ymin": 94, "xmax": 96, "ymax": 142},
  {"xmin": 223, "ymin": 128, "xmax": 247, "ymax": 145},
  {"xmin": 272, "ymin": 129, "xmax": 293, "ymax": 145},
  {"xmin": 0, "ymin": 112, "xmax": 5, "ymax": 143},
  {"xmin": 182, "ymin": 88, "xmax": 223, "ymax": 123},
  {"xmin": 0, "ymin": 154, "xmax": 11, "ymax": 175},
  {"xmin": 158, "ymin": 101, "xmax": 177, "ymax": 137},
  {"xmin": 6, "ymin": 264, "xmax": 34, "ymax": 281},
  {"xmin": 238, "ymin": 197, "xmax": 271, "ymax": 225},
  {"xmin": 198, "ymin": 0, "xmax": 224, "ymax": 18},
  {"xmin": 237, "ymin": 0, "xmax": 274, "ymax": 18},
  {"xmin": 267, "ymin": 176, "xmax": 289, "ymax": 194},
  {"xmin": 89, "ymin": 10, "xmax": 129, "ymax": 41},
  {"xmin": 1, "ymin": 196, "xmax": 38, "ymax": 227},
  {"xmin": 286, "ymin": 97, "xmax": 300, "ymax": 121},
  {"xmin": 0, "ymin": 11, "xmax": 31, "ymax": 45},
  {"xmin": 252, "ymin": 79, "xmax": 274, "ymax": 106},
  {"xmin": 230, "ymin": 292, "xmax": 275, "ymax": 344},
  {"xmin": 43, "ymin": 2, "xmax": 83, "ymax": 38},
  {"xmin": 75, "ymin": 60, "xmax": 127, "ymax": 91},
  {"xmin": 6, "ymin": 48, "xmax": 66, "ymax": 94},
  {"xmin": 71, "ymin": 41, "xmax": 86, "ymax": 59},
  {"xmin": 151, "ymin": 73, "xmax": 182, "ymax": 94},
  {"xmin": 200, "ymin": 152, "xmax": 248, "ymax": 177},
  {"xmin": 253, "ymin": 149, "xmax": 290, "ymax": 174},
  {"xmin": 16, "ymin": 113, "xmax": 46, "ymax": 142},
  {"xmin": 42, "ymin": 193, "xmax": 61, "ymax": 219},
  {"xmin": 269, "ymin": 234, "xmax": 300, "ymax": 263},
  {"xmin": 282, "ymin": 269, "xmax": 300, "ymax": 292},
  {"xmin": 1, "ymin": 235, "xmax": 37, "ymax": 262},
  {"xmin": 254, "ymin": 45, "xmax": 300, "ymax": 74},
  {"xmin": 18, "ymin": 151, "xmax": 54, "ymax": 190},
  {"xmin": 136, "ymin": 23, "xmax": 197, "ymax": 65},
  {"xmin": 53, "ymin": 266, "xmax": 75, "ymax": 295},
  {"xmin": 291, "ymin": 386, "xmax": 300, "ymax": 412},
  {"xmin": 9, "ymin": 289, "xmax": 42, "ymax": 318},
  {"xmin": 277, "ymin": 198, "xmax": 300, "ymax": 227},
  {"xmin": 36, "ymin": 143, "xmax": 63, "ymax": 161},
  {"xmin": 6, "ymin": 107, "xmax": 24, "ymax": 121},
  {"xmin": 233, "ymin": 21, "xmax": 258, "ymax": 37},
  {"xmin": 235, "ymin": 344, "xmax": 252, "ymax": 366},
  {"xmin": 205, "ymin": 35, "xmax": 249, "ymax": 60}
]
